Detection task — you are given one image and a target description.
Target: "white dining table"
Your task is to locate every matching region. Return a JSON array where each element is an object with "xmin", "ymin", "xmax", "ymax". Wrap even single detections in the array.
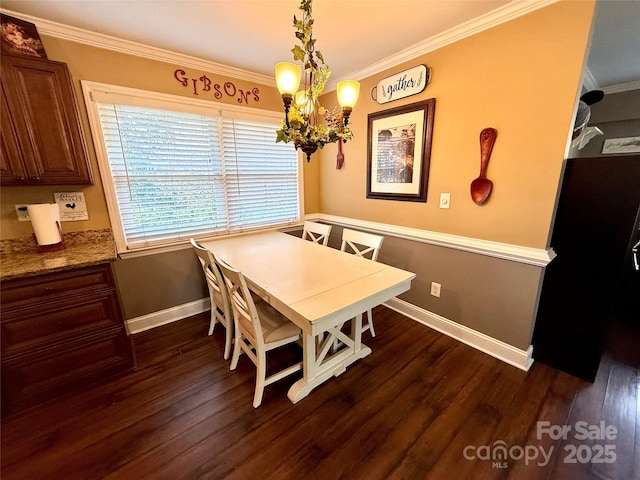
[{"xmin": 201, "ymin": 230, "xmax": 415, "ymax": 403}]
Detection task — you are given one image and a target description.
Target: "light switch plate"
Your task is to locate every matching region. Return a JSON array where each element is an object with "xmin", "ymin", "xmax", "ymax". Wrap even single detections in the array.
[
  {"xmin": 439, "ymin": 193, "xmax": 451, "ymax": 209},
  {"xmin": 15, "ymin": 204, "xmax": 30, "ymax": 221}
]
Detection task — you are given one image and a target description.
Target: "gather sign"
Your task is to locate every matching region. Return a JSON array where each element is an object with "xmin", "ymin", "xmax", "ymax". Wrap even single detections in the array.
[{"xmin": 372, "ymin": 64, "xmax": 430, "ymax": 104}]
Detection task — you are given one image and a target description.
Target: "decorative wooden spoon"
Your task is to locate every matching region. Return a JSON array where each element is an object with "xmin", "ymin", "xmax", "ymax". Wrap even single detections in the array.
[
  {"xmin": 470, "ymin": 128, "xmax": 497, "ymax": 205},
  {"xmin": 336, "ymin": 139, "xmax": 344, "ymax": 169}
]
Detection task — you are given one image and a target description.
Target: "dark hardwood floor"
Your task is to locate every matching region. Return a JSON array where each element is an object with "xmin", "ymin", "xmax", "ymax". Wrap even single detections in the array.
[{"xmin": 2, "ymin": 307, "xmax": 638, "ymax": 479}]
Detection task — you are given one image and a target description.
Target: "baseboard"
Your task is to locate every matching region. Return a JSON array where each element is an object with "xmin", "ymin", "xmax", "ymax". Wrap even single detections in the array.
[
  {"xmin": 127, "ymin": 295, "xmax": 534, "ymax": 371},
  {"xmin": 384, "ymin": 297, "xmax": 534, "ymax": 371},
  {"xmin": 126, "ymin": 298, "xmax": 210, "ymax": 334}
]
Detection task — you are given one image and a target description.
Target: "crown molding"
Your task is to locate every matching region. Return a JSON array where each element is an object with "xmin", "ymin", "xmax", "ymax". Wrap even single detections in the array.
[
  {"xmin": 328, "ymin": 0, "xmax": 560, "ymax": 90},
  {"xmin": 3, "ymin": 3, "xmax": 559, "ymax": 93},
  {"xmin": 582, "ymin": 68, "xmax": 599, "ymax": 92},
  {"xmin": 581, "ymin": 68, "xmax": 640, "ymax": 95},
  {"xmin": 0, "ymin": 8, "xmax": 275, "ymax": 86},
  {"xmin": 602, "ymin": 80, "xmax": 640, "ymax": 95}
]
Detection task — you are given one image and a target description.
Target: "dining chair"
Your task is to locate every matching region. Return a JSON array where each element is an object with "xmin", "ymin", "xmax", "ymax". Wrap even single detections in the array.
[
  {"xmin": 340, "ymin": 228, "xmax": 385, "ymax": 337},
  {"xmin": 215, "ymin": 254, "xmax": 303, "ymax": 408},
  {"xmin": 302, "ymin": 221, "xmax": 332, "ymax": 246},
  {"xmin": 190, "ymin": 238, "xmax": 234, "ymax": 360}
]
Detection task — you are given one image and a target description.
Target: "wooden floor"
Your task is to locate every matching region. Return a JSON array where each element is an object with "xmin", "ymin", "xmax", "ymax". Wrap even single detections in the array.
[{"xmin": 2, "ymin": 307, "xmax": 638, "ymax": 480}]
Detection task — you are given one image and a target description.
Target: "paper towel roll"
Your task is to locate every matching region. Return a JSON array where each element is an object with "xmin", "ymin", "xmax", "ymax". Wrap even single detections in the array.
[{"xmin": 27, "ymin": 204, "xmax": 62, "ymax": 246}]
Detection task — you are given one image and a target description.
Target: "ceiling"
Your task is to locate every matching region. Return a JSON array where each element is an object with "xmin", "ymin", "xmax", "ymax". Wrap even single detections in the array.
[{"xmin": 1, "ymin": 0, "xmax": 638, "ymax": 93}]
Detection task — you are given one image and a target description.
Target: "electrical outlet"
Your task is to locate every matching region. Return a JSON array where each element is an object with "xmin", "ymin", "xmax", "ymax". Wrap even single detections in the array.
[
  {"xmin": 15, "ymin": 205, "xmax": 30, "ymax": 221},
  {"xmin": 439, "ymin": 193, "xmax": 450, "ymax": 209},
  {"xmin": 430, "ymin": 282, "xmax": 441, "ymax": 297}
]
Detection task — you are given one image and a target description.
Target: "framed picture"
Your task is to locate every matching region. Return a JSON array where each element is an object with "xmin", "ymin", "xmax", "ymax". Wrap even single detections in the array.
[
  {"xmin": 1, "ymin": 14, "xmax": 47, "ymax": 58},
  {"xmin": 367, "ymin": 98, "xmax": 435, "ymax": 202},
  {"xmin": 601, "ymin": 136, "xmax": 640, "ymax": 155}
]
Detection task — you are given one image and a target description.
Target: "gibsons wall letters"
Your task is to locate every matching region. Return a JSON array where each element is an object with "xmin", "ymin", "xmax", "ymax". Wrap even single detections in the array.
[{"xmin": 174, "ymin": 69, "xmax": 260, "ymax": 105}]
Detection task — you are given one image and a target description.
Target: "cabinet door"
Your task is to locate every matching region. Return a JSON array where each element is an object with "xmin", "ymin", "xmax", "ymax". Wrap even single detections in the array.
[
  {"xmin": 1, "ymin": 54, "xmax": 93, "ymax": 185},
  {"xmin": 0, "ymin": 88, "xmax": 28, "ymax": 184},
  {"xmin": 1, "ymin": 328, "xmax": 134, "ymax": 415}
]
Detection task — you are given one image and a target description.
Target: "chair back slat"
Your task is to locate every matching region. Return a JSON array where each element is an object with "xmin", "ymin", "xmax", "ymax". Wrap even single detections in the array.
[
  {"xmin": 302, "ymin": 221, "xmax": 332, "ymax": 246},
  {"xmin": 215, "ymin": 255, "xmax": 264, "ymax": 348},
  {"xmin": 191, "ymin": 238, "xmax": 230, "ymax": 316},
  {"xmin": 340, "ymin": 228, "xmax": 384, "ymax": 261}
]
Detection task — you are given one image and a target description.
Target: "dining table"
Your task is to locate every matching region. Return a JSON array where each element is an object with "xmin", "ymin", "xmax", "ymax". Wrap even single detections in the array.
[{"xmin": 201, "ymin": 230, "xmax": 416, "ymax": 403}]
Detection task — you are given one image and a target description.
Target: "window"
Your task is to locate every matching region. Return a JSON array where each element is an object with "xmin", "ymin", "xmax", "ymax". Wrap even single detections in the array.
[{"xmin": 82, "ymin": 82, "xmax": 301, "ymax": 253}]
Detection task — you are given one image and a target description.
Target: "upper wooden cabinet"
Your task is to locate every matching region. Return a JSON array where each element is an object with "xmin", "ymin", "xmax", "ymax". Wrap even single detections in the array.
[{"xmin": 0, "ymin": 53, "xmax": 93, "ymax": 186}]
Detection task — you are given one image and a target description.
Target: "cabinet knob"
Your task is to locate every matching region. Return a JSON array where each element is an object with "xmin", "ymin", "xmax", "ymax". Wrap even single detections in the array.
[{"xmin": 31, "ymin": 176, "xmax": 42, "ymax": 182}]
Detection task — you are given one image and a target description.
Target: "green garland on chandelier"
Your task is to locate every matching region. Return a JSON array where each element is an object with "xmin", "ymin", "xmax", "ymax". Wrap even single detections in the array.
[{"xmin": 275, "ymin": 0, "xmax": 354, "ymax": 156}]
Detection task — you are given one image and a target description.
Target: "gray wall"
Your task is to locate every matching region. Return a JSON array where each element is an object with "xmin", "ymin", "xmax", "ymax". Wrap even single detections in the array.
[
  {"xmin": 113, "ymin": 248, "xmax": 207, "ymax": 319},
  {"xmin": 572, "ymin": 89, "xmax": 640, "ymax": 158},
  {"xmin": 326, "ymin": 224, "xmax": 542, "ymax": 351},
  {"xmin": 113, "ymin": 222, "xmax": 544, "ymax": 351}
]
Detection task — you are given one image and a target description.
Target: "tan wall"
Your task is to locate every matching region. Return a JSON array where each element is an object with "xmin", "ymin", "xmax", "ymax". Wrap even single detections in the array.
[
  {"xmin": 0, "ymin": 35, "xmax": 321, "ymax": 238},
  {"xmin": 0, "ymin": 2, "xmax": 596, "ymax": 349},
  {"xmin": 316, "ymin": 1, "xmax": 595, "ymax": 249}
]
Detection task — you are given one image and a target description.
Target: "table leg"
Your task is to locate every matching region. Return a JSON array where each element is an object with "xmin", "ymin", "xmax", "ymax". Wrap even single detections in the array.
[
  {"xmin": 287, "ymin": 313, "xmax": 371, "ymax": 404},
  {"xmin": 343, "ymin": 313, "xmax": 371, "ymax": 370}
]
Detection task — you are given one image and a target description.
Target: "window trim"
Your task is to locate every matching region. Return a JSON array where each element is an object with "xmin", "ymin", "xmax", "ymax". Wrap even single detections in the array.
[{"xmin": 81, "ymin": 81, "xmax": 305, "ymax": 256}]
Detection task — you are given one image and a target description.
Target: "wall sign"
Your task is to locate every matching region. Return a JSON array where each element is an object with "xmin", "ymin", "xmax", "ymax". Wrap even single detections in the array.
[
  {"xmin": 173, "ymin": 69, "xmax": 261, "ymax": 105},
  {"xmin": 54, "ymin": 192, "xmax": 89, "ymax": 221},
  {"xmin": 371, "ymin": 65, "xmax": 430, "ymax": 104}
]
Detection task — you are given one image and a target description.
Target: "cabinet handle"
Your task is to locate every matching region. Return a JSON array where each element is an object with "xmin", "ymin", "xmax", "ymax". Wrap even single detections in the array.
[
  {"xmin": 17, "ymin": 177, "xmax": 27, "ymax": 182},
  {"xmin": 44, "ymin": 287, "xmax": 55, "ymax": 293},
  {"xmin": 31, "ymin": 176, "xmax": 42, "ymax": 181}
]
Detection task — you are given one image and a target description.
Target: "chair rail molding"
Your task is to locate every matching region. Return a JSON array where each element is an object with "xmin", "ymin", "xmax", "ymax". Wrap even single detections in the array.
[{"xmin": 311, "ymin": 214, "xmax": 555, "ymax": 267}]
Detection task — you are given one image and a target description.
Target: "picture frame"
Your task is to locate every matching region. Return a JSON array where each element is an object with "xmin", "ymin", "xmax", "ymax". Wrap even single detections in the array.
[
  {"xmin": 601, "ymin": 136, "xmax": 640, "ymax": 155},
  {"xmin": 1, "ymin": 14, "xmax": 47, "ymax": 58},
  {"xmin": 366, "ymin": 98, "xmax": 435, "ymax": 202}
]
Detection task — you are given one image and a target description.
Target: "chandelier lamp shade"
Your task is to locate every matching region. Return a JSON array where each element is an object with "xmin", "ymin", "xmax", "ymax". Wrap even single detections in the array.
[{"xmin": 275, "ymin": 0, "xmax": 360, "ymax": 162}]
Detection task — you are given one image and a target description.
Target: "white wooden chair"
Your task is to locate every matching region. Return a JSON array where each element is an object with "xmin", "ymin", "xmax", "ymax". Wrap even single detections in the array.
[
  {"xmin": 215, "ymin": 254, "xmax": 302, "ymax": 408},
  {"xmin": 341, "ymin": 228, "xmax": 385, "ymax": 337},
  {"xmin": 302, "ymin": 221, "xmax": 332, "ymax": 246},
  {"xmin": 190, "ymin": 238, "xmax": 234, "ymax": 360}
]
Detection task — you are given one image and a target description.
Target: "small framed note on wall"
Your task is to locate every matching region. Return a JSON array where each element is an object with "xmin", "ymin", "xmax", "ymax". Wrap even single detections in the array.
[{"xmin": 54, "ymin": 192, "xmax": 89, "ymax": 221}]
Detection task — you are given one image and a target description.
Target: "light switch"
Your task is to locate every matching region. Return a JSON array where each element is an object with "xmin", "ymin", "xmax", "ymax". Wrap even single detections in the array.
[
  {"xmin": 439, "ymin": 193, "xmax": 451, "ymax": 209},
  {"xmin": 15, "ymin": 204, "xmax": 30, "ymax": 221}
]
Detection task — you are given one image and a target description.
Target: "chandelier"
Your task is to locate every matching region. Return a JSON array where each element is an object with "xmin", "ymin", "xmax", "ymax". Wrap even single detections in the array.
[{"xmin": 275, "ymin": 0, "xmax": 360, "ymax": 162}]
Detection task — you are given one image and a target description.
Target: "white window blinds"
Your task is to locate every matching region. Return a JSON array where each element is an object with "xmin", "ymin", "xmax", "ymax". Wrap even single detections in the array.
[
  {"xmin": 221, "ymin": 117, "xmax": 299, "ymax": 229},
  {"xmin": 92, "ymin": 94, "xmax": 300, "ymax": 251}
]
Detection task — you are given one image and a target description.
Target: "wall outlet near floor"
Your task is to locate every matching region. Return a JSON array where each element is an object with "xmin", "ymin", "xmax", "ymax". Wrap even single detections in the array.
[
  {"xmin": 15, "ymin": 204, "xmax": 30, "ymax": 221},
  {"xmin": 439, "ymin": 193, "xmax": 451, "ymax": 209},
  {"xmin": 430, "ymin": 282, "xmax": 441, "ymax": 297}
]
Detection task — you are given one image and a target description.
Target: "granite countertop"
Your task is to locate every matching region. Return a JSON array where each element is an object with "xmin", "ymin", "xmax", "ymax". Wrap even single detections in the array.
[{"xmin": 0, "ymin": 229, "xmax": 117, "ymax": 281}]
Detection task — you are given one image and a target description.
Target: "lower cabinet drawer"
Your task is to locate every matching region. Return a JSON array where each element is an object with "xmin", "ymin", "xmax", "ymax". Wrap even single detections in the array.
[
  {"xmin": 1, "ymin": 264, "xmax": 115, "ymax": 310},
  {"xmin": 1, "ymin": 329, "xmax": 134, "ymax": 415},
  {"xmin": 1, "ymin": 292, "xmax": 124, "ymax": 359}
]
